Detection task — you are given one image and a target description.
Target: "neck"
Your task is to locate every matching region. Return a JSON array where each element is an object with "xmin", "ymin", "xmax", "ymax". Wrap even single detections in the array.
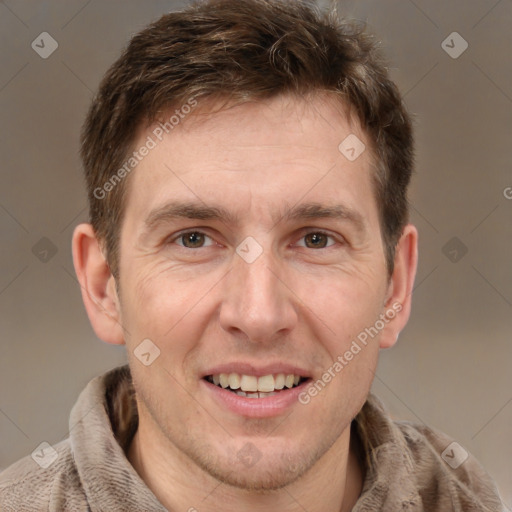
[{"xmin": 127, "ymin": 412, "xmax": 364, "ymax": 512}]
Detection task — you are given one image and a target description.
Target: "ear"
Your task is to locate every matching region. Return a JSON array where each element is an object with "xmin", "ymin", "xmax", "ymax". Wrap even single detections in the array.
[
  {"xmin": 72, "ymin": 223, "xmax": 125, "ymax": 345},
  {"xmin": 379, "ymin": 224, "xmax": 418, "ymax": 349}
]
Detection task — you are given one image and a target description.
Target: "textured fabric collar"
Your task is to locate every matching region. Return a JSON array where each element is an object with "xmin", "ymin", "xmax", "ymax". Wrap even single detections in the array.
[
  {"xmin": 351, "ymin": 394, "xmax": 423, "ymax": 511},
  {"xmin": 69, "ymin": 365, "xmax": 167, "ymax": 511}
]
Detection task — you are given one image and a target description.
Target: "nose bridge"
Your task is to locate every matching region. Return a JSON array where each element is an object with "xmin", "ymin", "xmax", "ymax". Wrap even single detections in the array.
[
  {"xmin": 219, "ymin": 241, "xmax": 296, "ymax": 342},
  {"xmin": 239, "ymin": 252, "xmax": 278, "ymax": 309}
]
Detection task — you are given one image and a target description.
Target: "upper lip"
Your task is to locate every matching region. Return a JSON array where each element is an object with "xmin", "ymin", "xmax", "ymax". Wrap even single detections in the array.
[{"xmin": 201, "ymin": 362, "xmax": 311, "ymax": 379}]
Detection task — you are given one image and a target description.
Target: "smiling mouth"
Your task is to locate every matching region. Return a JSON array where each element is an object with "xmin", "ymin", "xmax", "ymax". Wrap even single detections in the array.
[{"xmin": 204, "ymin": 373, "xmax": 308, "ymax": 398}]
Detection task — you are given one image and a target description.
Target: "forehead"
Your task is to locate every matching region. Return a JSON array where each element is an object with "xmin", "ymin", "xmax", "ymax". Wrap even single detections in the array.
[{"xmin": 122, "ymin": 93, "xmax": 379, "ymax": 234}]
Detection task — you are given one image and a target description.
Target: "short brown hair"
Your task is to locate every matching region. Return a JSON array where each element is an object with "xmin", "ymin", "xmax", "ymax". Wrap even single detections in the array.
[{"xmin": 80, "ymin": 0, "xmax": 413, "ymax": 278}]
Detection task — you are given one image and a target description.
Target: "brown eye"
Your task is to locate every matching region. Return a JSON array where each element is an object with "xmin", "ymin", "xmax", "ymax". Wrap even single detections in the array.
[
  {"xmin": 302, "ymin": 232, "xmax": 333, "ymax": 249},
  {"xmin": 176, "ymin": 231, "xmax": 212, "ymax": 248}
]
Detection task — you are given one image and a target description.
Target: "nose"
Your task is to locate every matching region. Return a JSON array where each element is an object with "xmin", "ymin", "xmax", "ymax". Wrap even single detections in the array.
[{"xmin": 218, "ymin": 246, "xmax": 297, "ymax": 345}]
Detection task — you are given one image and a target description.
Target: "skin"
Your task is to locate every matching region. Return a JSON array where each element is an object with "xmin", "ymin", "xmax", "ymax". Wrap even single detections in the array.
[{"xmin": 73, "ymin": 93, "xmax": 418, "ymax": 512}]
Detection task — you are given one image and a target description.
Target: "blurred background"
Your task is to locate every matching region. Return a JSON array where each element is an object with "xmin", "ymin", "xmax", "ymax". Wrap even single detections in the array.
[{"xmin": 1, "ymin": 0, "xmax": 511, "ymax": 507}]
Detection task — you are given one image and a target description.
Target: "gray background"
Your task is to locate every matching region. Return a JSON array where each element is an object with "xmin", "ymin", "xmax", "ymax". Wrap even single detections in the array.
[{"xmin": 1, "ymin": 0, "xmax": 511, "ymax": 508}]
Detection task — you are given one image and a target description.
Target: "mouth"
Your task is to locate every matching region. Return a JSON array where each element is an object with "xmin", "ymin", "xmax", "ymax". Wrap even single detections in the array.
[
  {"xmin": 200, "ymin": 364, "xmax": 313, "ymax": 417},
  {"xmin": 204, "ymin": 372, "xmax": 309, "ymax": 398}
]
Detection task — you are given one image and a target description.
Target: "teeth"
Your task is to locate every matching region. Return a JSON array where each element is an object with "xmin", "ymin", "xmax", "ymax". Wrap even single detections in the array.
[
  {"xmin": 240, "ymin": 375, "xmax": 258, "ymax": 392},
  {"xmin": 228, "ymin": 373, "xmax": 240, "ymax": 390},
  {"xmin": 219, "ymin": 374, "xmax": 229, "ymax": 388},
  {"xmin": 257, "ymin": 374, "xmax": 275, "ymax": 392},
  {"xmin": 210, "ymin": 372, "xmax": 304, "ymax": 393},
  {"xmin": 275, "ymin": 373, "xmax": 285, "ymax": 390}
]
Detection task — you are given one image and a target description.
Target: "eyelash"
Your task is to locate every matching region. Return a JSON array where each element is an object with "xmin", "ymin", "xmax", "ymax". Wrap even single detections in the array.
[{"xmin": 168, "ymin": 229, "xmax": 340, "ymax": 250}]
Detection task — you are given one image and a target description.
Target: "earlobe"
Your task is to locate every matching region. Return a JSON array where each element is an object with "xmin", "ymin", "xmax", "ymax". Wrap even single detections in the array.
[
  {"xmin": 72, "ymin": 223, "xmax": 125, "ymax": 345},
  {"xmin": 379, "ymin": 224, "xmax": 418, "ymax": 349}
]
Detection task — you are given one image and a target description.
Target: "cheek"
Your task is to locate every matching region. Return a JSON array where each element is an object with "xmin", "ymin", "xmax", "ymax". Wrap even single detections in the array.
[
  {"xmin": 302, "ymin": 264, "xmax": 386, "ymax": 320},
  {"xmin": 307, "ymin": 273, "xmax": 388, "ymax": 368},
  {"xmin": 119, "ymin": 262, "xmax": 199, "ymax": 348},
  {"xmin": 119, "ymin": 238, "xmax": 388, "ymax": 351},
  {"xmin": 305, "ymin": 309, "xmax": 381, "ymax": 419}
]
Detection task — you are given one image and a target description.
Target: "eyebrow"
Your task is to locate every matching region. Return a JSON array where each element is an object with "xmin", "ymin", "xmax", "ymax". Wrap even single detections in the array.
[
  {"xmin": 144, "ymin": 201, "xmax": 240, "ymax": 231},
  {"xmin": 143, "ymin": 200, "xmax": 366, "ymax": 233},
  {"xmin": 281, "ymin": 202, "xmax": 365, "ymax": 230}
]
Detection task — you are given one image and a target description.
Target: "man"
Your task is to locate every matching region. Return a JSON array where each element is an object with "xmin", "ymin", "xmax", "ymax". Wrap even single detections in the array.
[{"xmin": 0, "ymin": 0, "xmax": 503, "ymax": 510}]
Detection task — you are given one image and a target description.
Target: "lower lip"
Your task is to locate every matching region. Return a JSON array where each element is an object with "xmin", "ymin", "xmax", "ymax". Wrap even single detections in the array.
[{"xmin": 201, "ymin": 379, "xmax": 310, "ymax": 418}]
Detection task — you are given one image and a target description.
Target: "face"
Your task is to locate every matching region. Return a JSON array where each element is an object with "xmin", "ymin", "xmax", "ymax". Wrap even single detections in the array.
[{"xmin": 115, "ymin": 94, "xmax": 394, "ymax": 490}]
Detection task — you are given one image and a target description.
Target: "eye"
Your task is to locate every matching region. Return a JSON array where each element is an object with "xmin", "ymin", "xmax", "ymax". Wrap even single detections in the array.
[
  {"xmin": 168, "ymin": 229, "xmax": 339, "ymax": 251},
  {"xmin": 296, "ymin": 231, "xmax": 337, "ymax": 249},
  {"xmin": 172, "ymin": 231, "xmax": 215, "ymax": 249}
]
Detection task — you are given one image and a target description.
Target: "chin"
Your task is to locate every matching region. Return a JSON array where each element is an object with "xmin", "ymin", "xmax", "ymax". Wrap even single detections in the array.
[
  {"xmin": 190, "ymin": 441, "xmax": 319, "ymax": 493},
  {"xmin": 204, "ymin": 459, "xmax": 306, "ymax": 493}
]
